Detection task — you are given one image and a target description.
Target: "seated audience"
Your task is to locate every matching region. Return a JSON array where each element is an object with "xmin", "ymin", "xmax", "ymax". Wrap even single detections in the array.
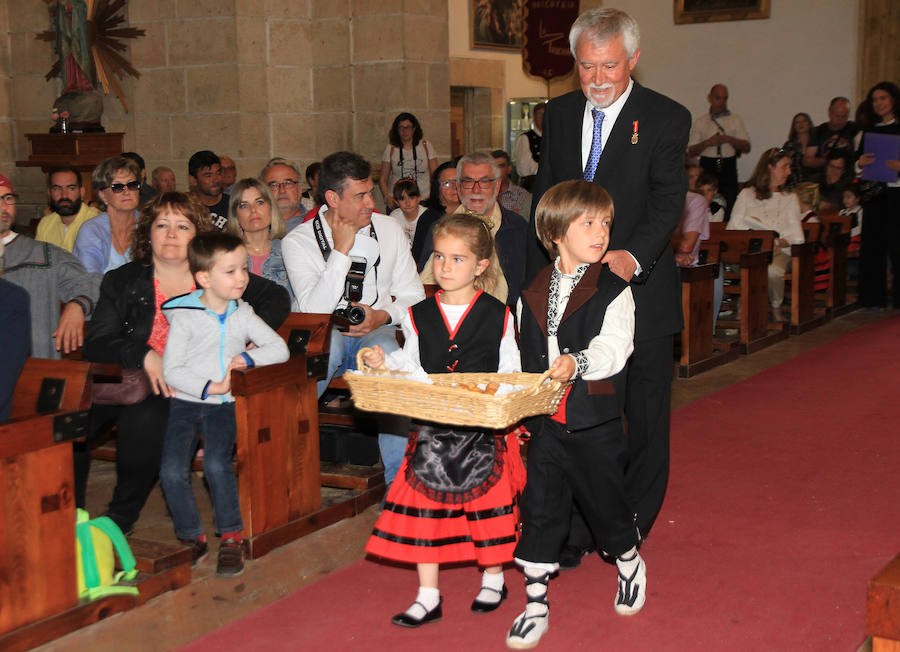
[
  {"xmin": 189, "ymin": 150, "xmax": 229, "ymax": 230},
  {"xmin": 492, "ymin": 149, "xmax": 531, "ymax": 218},
  {"xmin": 80, "ymin": 191, "xmax": 290, "ymax": 529},
  {"xmin": 819, "ymin": 150, "xmax": 852, "ymax": 210},
  {"xmin": 783, "ymin": 112, "xmax": 815, "ymax": 187},
  {"xmin": 727, "ymin": 148, "xmax": 804, "ymax": 321},
  {"xmin": 804, "ymin": 97, "xmax": 858, "ymax": 181},
  {"xmin": 151, "ymin": 166, "xmax": 177, "ymax": 193},
  {"xmin": 123, "ymin": 151, "xmax": 159, "ymax": 206},
  {"xmin": 388, "ymin": 177, "xmax": 427, "ymax": 249},
  {"xmin": 219, "ymin": 155, "xmax": 237, "ymax": 195},
  {"xmin": 300, "ymin": 162, "xmax": 321, "ymax": 214},
  {"xmin": 412, "ymin": 160, "xmax": 460, "ymax": 271},
  {"xmin": 1, "ymin": 174, "xmax": 100, "ymax": 359},
  {"xmin": 35, "ymin": 165, "xmax": 100, "ymax": 251},
  {"xmin": 840, "ymin": 183, "xmax": 863, "ymax": 253},
  {"xmin": 260, "ymin": 157, "xmax": 306, "ymax": 232},
  {"xmin": 281, "ymin": 151, "xmax": 424, "ymax": 487},
  {"xmin": 419, "ymin": 152, "xmax": 526, "ymax": 305},
  {"xmin": 0, "ymin": 240, "xmax": 30, "ymax": 421},
  {"xmin": 225, "ymin": 178, "xmax": 295, "ymax": 306},
  {"xmin": 73, "ymin": 156, "xmax": 142, "ymax": 273}
]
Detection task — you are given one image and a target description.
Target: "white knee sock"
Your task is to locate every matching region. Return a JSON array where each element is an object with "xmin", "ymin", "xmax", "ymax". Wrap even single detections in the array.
[
  {"xmin": 523, "ymin": 566, "xmax": 550, "ymax": 617},
  {"xmin": 404, "ymin": 586, "xmax": 440, "ymax": 618}
]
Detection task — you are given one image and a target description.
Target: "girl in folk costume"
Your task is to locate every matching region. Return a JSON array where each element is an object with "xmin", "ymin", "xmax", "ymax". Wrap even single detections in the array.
[{"xmin": 362, "ymin": 213, "xmax": 525, "ymax": 628}]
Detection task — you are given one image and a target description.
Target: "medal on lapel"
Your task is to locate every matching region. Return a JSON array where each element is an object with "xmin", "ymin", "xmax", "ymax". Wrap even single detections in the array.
[{"xmin": 631, "ymin": 120, "xmax": 639, "ymax": 145}]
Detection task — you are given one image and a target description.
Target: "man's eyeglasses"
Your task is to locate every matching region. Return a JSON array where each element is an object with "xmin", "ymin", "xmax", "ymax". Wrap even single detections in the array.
[
  {"xmin": 268, "ymin": 180, "xmax": 299, "ymax": 191},
  {"xmin": 106, "ymin": 181, "xmax": 141, "ymax": 193},
  {"xmin": 438, "ymin": 180, "xmax": 458, "ymax": 189},
  {"xmin": 459, "ymin": 177, "xmax": 496, "ymax": 190},
  {"xmin": 0, "ymin": 193, "xmax": 17, "ymax": 205}
]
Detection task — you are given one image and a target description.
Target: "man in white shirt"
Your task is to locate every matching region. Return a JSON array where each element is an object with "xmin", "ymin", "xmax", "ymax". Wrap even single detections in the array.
[
  {"xmin": 687, "ymin": 84, "xmax": 751, "ymax": 219},
  {"xmin": 513, "ymin": 102, "xmax": 544, "ymax": 191},
  {"xmin": 282, "ymin": 151, "xmax": 425, "ymax": 485}
]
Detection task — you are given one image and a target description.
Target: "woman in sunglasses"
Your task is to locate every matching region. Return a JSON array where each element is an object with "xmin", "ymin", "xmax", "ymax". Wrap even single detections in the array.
[{"xmin": 73, "ymin": 156, "xmax": 143, "ymax": 273}]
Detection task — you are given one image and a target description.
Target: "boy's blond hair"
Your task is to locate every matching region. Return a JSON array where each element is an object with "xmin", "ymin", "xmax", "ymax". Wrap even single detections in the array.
[
  {"xmin": 793, "ymin": 182, "xmax": 819, "ymax": 211},
  {"xmin": 535, "ymin": 180, "xmax": 614, "ymax": 258}
]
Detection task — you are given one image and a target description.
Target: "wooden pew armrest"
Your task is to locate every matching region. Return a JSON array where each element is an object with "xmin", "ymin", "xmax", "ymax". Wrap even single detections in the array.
[{"xmin": 230, "ymin": 356, "xmax": 309, "ymax": 396}]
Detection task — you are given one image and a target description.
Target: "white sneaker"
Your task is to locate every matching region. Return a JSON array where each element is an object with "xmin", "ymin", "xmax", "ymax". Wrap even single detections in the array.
[
  {"xmin": 614, "ymin": 553, "xmax": 646, "ymax": 615},
  {"xmin": 506, "ymin": 607, "xmax": 549, "ymax": 649}
]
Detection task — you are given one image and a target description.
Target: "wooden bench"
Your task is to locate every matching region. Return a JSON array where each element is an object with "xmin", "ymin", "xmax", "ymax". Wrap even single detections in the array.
[
  {"xmin": 867, "ymin": 554, "xmax": 900, "ymax": 652},
  {"xmin": 0, "ymin": 359, "xmax": 190, "ymax": 651},
  {"xmin": 676, "ymin": 242, "xmax": 739, "ymax": 377},
  {"xmin": 818, "ymin": 210, "xmax": 856, "ymax": 316},
  {"xmin": 705, "ymin": 228, "xmax": 789, "ymax": 354},
  {"xmin": 784, "ymin": 222, "xmax": 829, "ymax": 334}
]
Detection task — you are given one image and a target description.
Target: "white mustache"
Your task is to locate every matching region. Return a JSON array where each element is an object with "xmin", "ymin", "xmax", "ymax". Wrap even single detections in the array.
[{"xmin": 590, "ymin": 83, "xmax": 613, "ymax": 93}]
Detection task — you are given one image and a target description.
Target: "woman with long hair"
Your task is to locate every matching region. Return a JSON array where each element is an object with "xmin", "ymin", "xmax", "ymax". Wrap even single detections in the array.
[
  {"xmin": 412, "ymin": 161, "xmax": 460, "ymax": 271},
  {"xmin": 856, "ymin": 81, "xmax": 900, "ymax": 310},
  {"xmin": 727, "ymin": 147, "xmax": 805, "ymax": 321},
  {"xmin": 782, "ymin": 112, "xmax": 814, "ymax": 187},
  {"xmin": 226, "ymin": 178, "xmax": 294, "ymax": 306},
  {"xmin": 380, "ymin": 112, "xmax": 439, "ymax": 210}
]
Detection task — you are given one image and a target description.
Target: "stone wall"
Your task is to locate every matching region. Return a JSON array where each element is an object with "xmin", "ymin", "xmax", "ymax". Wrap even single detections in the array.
[{"xmin": 0, "ymin": 0, "xmax": 450, "ymax": 213}]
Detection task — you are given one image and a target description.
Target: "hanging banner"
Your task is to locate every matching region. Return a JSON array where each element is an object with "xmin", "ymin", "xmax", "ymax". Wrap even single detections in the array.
[{"xmin": 521, "ymin": 0, "xmax": 580, "ymax": 81}]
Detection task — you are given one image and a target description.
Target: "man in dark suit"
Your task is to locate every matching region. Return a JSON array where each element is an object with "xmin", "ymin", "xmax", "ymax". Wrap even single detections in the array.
[{"xmin": 525, "ymin": 8, "xmax": 691, "ymax": 550}]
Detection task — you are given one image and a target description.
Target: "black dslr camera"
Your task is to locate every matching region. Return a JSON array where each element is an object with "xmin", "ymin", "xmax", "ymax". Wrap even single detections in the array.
[{"xmin": 333, "ymin": 257, "xmax": 367, "ymax": 330}]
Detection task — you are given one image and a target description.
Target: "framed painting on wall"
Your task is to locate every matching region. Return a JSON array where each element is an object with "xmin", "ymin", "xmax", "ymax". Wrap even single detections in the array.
[
  {"xmin": 674, "ymin": 0, "xmax": 771, "ymax": 25},
  {"xmin": 471, "ymin": 0, "xmax": 526, "ymax": 51}
]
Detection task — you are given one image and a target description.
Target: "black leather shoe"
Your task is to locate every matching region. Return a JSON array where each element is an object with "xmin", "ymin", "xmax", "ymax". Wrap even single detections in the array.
[
  {"xmin": 391, "ymin": 598, "xmax": 443, "ymax": 628},
  {"xmin": 471, "ymin": 584, "xmax": 508, "ymax": 613}
]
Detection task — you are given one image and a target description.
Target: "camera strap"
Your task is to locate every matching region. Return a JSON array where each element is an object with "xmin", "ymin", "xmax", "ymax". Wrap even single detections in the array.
[{"xmin": 313, "ymin": 213, "xmax": 381, "ymax": 305}]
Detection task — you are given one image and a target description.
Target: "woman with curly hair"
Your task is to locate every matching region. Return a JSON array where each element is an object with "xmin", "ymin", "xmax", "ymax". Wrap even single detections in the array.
[
  {"xmin": 79, "ymin": 192, "xmax": 291, "ymax": 535},
  {"xmin": 380, "ymin": 112, "xmax": 438, "ymax": 210}
]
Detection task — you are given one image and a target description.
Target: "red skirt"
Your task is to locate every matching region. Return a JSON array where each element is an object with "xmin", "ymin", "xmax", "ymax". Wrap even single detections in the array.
[{"xmin": 365, "ymin": 434, "xmax": 522, "ymax": 567}]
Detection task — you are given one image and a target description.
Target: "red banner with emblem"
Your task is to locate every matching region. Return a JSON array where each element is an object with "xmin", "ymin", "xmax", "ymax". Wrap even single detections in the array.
[{"xmin": 522, "ymin": 0, "xmax": 580, "ymax": 81}]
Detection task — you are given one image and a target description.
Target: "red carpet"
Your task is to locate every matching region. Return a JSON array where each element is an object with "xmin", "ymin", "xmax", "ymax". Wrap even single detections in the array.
[{"xmin": 181, "ymin": 316, "xmax": 900, "ymax": 651}]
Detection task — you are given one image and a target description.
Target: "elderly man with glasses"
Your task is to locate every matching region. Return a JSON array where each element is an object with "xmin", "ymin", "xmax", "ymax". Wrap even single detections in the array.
[
  {"xmin": 418, "ymin": 152, "xmax": 527, "ymax": 305},
  {"xmin": 260, "ymin": 157, "xmax": 305, "ymax": 232}
]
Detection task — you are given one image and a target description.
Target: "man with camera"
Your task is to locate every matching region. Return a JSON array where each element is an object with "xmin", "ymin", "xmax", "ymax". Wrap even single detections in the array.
[{"xmin": 282, "ymin": 151, "xmax": 425, "ymax": 485}]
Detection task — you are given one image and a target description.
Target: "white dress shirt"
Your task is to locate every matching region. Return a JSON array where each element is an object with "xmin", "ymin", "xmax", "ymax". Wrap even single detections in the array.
[{"xmin": 281, "ymin": 206, "xmax": 425, "ymax": 323}]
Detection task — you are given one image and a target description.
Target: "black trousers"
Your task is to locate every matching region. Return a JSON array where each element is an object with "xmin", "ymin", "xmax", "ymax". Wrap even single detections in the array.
[
  {"xmin": 700, "ymin": 156, "xmax": 738, "ymax": 220},
  {"xmin": 515, "ymin": 417, "xmax": 636, "ymax": 563},
  {"xmin": 859, "ymin": 187, "xmax": 900, "ymax": 308},
  {"xmin": 624, "ymin": 334, "xmax": 674, "ymax": 539},
  {"xmin": 74, "ymin": 394, "xmax": 170, "ymax": 533}
]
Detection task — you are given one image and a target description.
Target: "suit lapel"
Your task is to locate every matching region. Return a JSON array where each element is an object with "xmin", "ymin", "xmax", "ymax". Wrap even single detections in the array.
[{"xmin": 593, "ymin": 82, "xmax": 645, "ymax": 181}]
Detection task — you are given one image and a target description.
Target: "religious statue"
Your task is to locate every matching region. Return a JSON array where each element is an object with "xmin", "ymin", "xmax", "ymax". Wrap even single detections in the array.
[{"xmin": 47, "ymin": 0, "xmax": 96, "ymax": 94}]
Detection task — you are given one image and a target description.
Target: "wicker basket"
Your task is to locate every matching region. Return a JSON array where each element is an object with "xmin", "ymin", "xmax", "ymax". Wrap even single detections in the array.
[{"xmin": 343, "ymin": 349, "xmax": 568, "ymax": 429}]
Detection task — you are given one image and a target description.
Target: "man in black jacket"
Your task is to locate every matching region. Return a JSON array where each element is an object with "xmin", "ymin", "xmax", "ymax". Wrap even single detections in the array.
[{"xmin": 525, "ymin": 8, "xmax": 691, "ymax": 551}]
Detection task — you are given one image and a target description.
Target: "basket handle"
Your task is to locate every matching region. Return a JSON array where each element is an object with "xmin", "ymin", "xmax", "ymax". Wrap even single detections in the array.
[
  {"xmin": 355, "ymin": 347, "xmax": 392, "ymax": 376},
  {"xmin": 527, "ymin": 369, "xmax": 555, "ymax": 393}
]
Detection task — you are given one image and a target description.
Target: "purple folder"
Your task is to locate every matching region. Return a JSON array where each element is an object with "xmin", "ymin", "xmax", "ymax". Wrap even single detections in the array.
[{"xmin": 861, "ymin": 132, "xmax": 900, "ymax": 183}]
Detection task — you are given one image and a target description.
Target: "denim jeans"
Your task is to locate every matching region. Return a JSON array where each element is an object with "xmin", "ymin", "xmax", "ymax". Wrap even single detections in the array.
[
  {"xmin": 317, "ymin": 325, "xmax": 408, "ymax": 485},
  {"xmin": 159, "ymin": 399, "xmax": 243, "ymax": 540}
]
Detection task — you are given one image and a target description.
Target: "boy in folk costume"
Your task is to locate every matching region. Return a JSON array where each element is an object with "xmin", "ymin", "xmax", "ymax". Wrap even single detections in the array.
[{"xmin": 507, "ymin": 180, "xmax": 641, "ymax": 650}]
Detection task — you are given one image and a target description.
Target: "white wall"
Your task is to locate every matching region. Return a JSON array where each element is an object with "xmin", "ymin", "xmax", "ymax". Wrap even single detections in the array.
[{"xmin": 449, "ymin": 0, "xmax": 860, "ymax": 181}]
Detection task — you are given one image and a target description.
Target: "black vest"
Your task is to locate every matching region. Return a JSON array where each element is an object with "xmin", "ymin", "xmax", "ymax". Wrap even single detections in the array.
[
  {"xmin": 410, "ymin": 291, "xmax": 507, "ymax": 373},
  {"xmin": 525, "ymin": 129, "xmax": 542, "ymax": 164},
  {"xmin": 519, "ymin": 264, "xmax": 629, "ymax": 430}
]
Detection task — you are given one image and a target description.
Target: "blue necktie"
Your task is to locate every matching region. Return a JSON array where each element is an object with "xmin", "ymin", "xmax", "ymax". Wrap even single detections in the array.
[{"xmin": 583, "ymin": 108, "xmax": 605, "ymax": 181}]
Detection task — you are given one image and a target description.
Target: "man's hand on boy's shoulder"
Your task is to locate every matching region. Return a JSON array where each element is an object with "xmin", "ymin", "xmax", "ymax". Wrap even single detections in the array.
[{"xmin": 602, "ymin": 250, "xmax": 637, "ymax": 282}]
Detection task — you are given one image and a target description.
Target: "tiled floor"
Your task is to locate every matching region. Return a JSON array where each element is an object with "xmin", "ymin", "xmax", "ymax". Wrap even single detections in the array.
[{"xmin": 39, "ymin": 309, "xmax": 888, "ymax": 652}]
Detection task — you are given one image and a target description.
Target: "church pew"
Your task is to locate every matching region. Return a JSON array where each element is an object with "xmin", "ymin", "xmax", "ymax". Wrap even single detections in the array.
[
  {"xmin": 0, "ymin": 359, "xmax": 190, "ymax": 650},
  {"xmin": 867, "ymin": 554, "xmax": 900, "ymax": 652},
  {"xmin": 677, "ymin": 243, "xmax": 738, "ymax": 378},
  {"xmin": 785, "ymin": 223, "xmax": 829, "ymax": 334},
  {"xmin": 706, "ymin": 228, "xmax": 789, "ymax": 354},
  {"xmin": 817, "ymin": 211, "xmax": 855, "ymax": 316}
]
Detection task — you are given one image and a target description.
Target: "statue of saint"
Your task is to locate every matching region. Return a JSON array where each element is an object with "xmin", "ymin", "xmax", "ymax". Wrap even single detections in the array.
[{"xmin": 47, "ymin": 0, "xmax": 95, "ymax": 93}]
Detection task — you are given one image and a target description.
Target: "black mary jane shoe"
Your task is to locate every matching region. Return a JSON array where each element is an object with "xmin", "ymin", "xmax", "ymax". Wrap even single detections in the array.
[
  {"xmin": 391, "ymin": 598, "xmax": 443, "ymax": 628},
  {"xmin": 470, "ymin": 584, "xmax": 508, "ymax": 613}
]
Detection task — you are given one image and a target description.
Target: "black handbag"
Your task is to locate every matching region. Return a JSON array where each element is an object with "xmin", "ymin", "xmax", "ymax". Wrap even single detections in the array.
[{"xmin": 92, "ymin": 369, "xmax": 153, "ymax": 406}]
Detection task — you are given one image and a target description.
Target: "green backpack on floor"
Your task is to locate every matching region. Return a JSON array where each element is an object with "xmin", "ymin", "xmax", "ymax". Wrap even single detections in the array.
[{"xmin": 75, "ymin": 509, "xmax": 140, "ymax": 600}]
